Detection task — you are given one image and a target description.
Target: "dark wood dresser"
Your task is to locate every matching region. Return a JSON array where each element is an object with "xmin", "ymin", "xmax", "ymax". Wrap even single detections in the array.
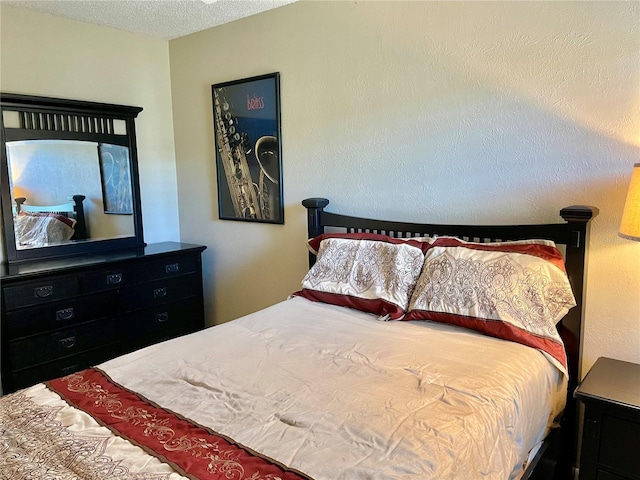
[
  {"xmin": 575, "ymin": 357, "xmax": 640, "ymax": 480},
  {"xmin": 1, "ymin": 242, "xmax": 207, "ymax": 394}
]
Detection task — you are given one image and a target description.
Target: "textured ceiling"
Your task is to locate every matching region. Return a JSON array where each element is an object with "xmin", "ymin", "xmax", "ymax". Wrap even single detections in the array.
[{"xmin": 1, "ymin": 0, "xmax": 299, "ymax": 40}]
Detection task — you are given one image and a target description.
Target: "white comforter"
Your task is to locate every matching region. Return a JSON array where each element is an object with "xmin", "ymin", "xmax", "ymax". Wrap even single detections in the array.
[{"xmin": 6, "ymin": 297, "xmax": 567, "ymax": 480}]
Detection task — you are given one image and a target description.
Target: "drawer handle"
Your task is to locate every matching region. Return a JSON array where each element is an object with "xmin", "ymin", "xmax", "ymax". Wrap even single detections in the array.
[
  {"xmin": 156, "ymin": 312, "xmax": 169, "ymax": 323},
  {"xmin": 59, "ymin": 336, "xmax": 77, "ymax": 349},
  {"xmin": 56, "ymin": 307, "xmax": 75, "ymax": 321},
  {"xmin": 165, "ymin": 263, "xmax": 180, "ymax": 274},
  {"xmin": 107, "ymin": 273, "xmax": 123, "ymax": 285},
  {"xmin": 61, "ymin": 364, "xmax": 79, "ymax": 375},
  {"xmin": 153, "ymin": 287, "xmax": 168, "ymax": 299},
  {"xmin": 34, "ymin": 285, "xmax": 53, "ymax": 298}
]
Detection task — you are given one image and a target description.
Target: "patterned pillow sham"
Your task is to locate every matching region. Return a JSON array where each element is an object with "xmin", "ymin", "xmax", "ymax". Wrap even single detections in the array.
[
  {"xmin": 307, "ymin": 232, "xmax": 429, "ymax": 255},
  {"xmin": 420, "ymin": 236, "xmax": 558, "ymax": 247},
  {"xmin": 15, "ymin": 212, "xmax": 76, "ymax": 247},
  {"xmin": 404, "ymin": 237, "xmax": 575, "ymax": 374},
  {"xmin": 19, "ymin": 211, "xmax": 77, "ymax": 228},
  {"xmin": 294, "ymin": 236, "xmax": 425, "ymax": 319}
]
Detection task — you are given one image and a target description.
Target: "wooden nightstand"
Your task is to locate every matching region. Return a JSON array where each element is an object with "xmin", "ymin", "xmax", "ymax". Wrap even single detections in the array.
[{"xmin": 575, "ymin": 357, "xmax": 640, "ymax": 480}]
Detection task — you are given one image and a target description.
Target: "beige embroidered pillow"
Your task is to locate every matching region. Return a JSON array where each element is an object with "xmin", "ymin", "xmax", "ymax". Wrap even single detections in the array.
[
  {"xmin": 405, "ymin": 237, "xmax": 575, "ymax": 374},
  {"xmin": 294, "ymin": 236, "xmax": 425, "ymax": 319}
]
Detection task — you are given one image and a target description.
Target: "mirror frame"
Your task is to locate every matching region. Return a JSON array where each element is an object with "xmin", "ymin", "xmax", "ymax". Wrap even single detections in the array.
[{"xmin": 0, "ymin": 93, "xmax": 145, "ymax": 263}]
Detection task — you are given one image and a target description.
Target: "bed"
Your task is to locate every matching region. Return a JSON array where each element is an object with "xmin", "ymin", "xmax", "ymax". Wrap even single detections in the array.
[
  {"xmin": 0, "ymin": 197, "xmax": 596, "ymax": 480},
  {"xmin": 13, "ymin": 194, "xmax": 87, "ymax": 247}
]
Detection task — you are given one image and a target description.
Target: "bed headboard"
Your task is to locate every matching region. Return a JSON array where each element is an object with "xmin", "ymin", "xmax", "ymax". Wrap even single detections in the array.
[
  {"xmin": 15, "ymin": 194, "xmax": 87, "ymax": 240},
  {"xmin": 302, "ymin": 197, "xmax": 598, "ymax": 478}
]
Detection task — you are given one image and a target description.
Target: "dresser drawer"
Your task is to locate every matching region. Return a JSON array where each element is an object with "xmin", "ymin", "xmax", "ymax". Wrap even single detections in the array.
[
  {"xmin": 3, "ymin": 276, "xmax": 79, "ymax": 310},
  {"xmin": 81, "ymin": 266, "xmax": 143, "ymax": 293},
  {"xmin": 8, "ymin": 317, "xmax": 120, "ymax": 370},
  {"xmin": 119, "ymin": 273, "xmax": 201, "ymax": 312},
  {"xmin": 5, "ymin": 345, "xmax": 123, "ymax": 392},
  {"xmin": 122, "ymin": 297, "xmax": 203, "ymax": 351},
  {"xmin": 145, "ymin": 254, "xmax": 200, "ymax": 281},
  {"xmin": 5, "ymin": 291, "xmax": 117, "ymax": 339}
]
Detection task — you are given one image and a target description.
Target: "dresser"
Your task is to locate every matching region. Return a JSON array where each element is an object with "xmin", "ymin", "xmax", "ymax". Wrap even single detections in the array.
[
  {"xmin": 575, "ymin": 357, "xmax": 640, "ymax": 480},
  {"xmin": 1, "ymin": 242, "xmax": 207, "ymax": 395}
]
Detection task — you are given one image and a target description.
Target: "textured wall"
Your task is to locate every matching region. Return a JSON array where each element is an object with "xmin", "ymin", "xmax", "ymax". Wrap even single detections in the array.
[
  {"xmin": 170, "ymin": 0, "xmax": 639, "ymax": 376},
  {"xmin": 0, "ymin": 4, "xmax": 180, "ymax": 255}
]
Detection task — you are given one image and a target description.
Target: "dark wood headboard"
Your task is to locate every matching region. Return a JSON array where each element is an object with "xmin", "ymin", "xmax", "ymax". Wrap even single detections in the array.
[
  {"xmin": 302, "ymin": 197, "xmax": 598, "ymax": 479},
  {"xmin": 15, "ymin": 194, "xmax": 88, "ymax": 240}
]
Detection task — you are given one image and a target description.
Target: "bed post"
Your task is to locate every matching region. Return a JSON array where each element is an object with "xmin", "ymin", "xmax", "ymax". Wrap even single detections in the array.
[
  {"xmin": 559, "ymin": 205, "xmax": 597, "ymax": 380},
  {"xmin": 555, "ymin": 205, "xmax": 597, "ymax": 480},
  {"xmin": 302, "ymin": 198, "xmax": 329, "ymax": 267},
  {"xmin": 15, "ymin": 197, "xmax": 26, "ymax": 214},
  {"xmin": 71, "ymin": 194, "xmax": 87, "ymax": 240}
]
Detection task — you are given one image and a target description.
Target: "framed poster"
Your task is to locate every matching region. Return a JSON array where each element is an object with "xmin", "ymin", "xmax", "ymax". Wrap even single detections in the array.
[
  {"xmin": 211, "ymin": 72, "xmax": 283, "ymax": 224},
  {"xmin": 98, "ymin": 143, "xmax": 133, "ymax": 214}
]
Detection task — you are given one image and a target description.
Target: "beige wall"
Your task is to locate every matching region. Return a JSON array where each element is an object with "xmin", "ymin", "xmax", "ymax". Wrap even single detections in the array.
[
  {"xmin": 0, "ymin": 2, "xmax": 637, "ymax": 379},
  {"xmin": 170, "ymin": 0, "xmax": 639, "ymax": 376},
  {"xmin": 0, "ymin": 4, "xmax": 180, "ymax": 255}
]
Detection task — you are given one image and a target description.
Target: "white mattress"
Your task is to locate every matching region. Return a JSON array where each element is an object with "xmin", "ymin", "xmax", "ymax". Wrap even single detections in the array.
[
  {"xmin": 6, "ymin": 297, "xmax": 566, "ymax": 479},
  {"xmin": 102, "ymin": 296, "xmax": 566, "ymax": 479}
]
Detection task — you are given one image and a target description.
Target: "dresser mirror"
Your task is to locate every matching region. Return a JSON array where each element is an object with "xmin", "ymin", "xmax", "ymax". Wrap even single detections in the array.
[{"xmin": 0, "ymin": 93, "xmax": 145, "ymax": 263}]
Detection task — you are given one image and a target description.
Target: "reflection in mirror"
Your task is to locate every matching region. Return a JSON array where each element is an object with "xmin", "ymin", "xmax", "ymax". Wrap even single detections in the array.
[
  {"xmin": 1, "ymin": 93, "xmax": 144, "ymax": 263},
  {"xmin": 7, "ymin": 139, "xmax": 134, "ymax": 251}
]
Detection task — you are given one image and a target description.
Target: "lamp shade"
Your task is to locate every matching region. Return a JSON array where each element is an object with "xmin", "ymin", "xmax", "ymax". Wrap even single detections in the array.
[{"xmin": 619, "ymin": 163, "xmax": 640, "ymax": 241}]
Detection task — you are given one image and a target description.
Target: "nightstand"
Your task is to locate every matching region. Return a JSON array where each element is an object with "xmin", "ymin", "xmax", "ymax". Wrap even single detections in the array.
[{"xmin": 575, "ymin": 357, "xmax": 640, "ymax": 480}]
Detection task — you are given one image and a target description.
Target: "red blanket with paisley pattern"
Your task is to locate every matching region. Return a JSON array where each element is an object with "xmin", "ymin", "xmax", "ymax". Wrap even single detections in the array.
[{"xmin": 46, "ymin": 368, "xmax": 311, "ymax": 480}]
